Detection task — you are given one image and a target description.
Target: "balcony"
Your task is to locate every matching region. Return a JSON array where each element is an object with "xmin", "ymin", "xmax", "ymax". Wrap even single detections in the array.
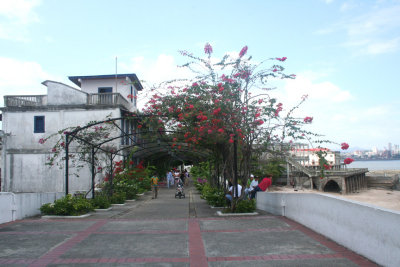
[
  {"xmin": 88, "ymin": 93, "xmax": 131, "ymax": 109},
  {"xmin": 4, "ymin": 95, "xmax": 47, "ymax": 107},
  {"xmin": 4, "ymin": 93, "xmax": 132, "ymax": 110}
]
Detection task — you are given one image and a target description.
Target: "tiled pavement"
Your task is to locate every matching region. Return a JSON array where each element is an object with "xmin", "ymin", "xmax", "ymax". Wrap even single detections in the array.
[{"xmin": 0, "ymin": 184, "xmax": 378, "ymax": 267}]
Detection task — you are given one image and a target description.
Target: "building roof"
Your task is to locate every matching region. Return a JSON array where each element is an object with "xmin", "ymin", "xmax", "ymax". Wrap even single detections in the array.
[{"xmin": 68, "ymin": 74, "xmax": 143, "ymax": 91}]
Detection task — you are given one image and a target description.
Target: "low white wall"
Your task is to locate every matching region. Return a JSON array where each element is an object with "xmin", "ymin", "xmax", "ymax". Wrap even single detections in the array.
[
  {"xmin": 256, "ymin": 192, "xmax": 400, "ymax": 267},
  {"xmin": 0, "ymin": 192, "xmax": 64, "ymax": 224}
]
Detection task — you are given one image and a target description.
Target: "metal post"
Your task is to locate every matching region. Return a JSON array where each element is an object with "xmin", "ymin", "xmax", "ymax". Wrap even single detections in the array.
[
  {"xmin": 65, "ymin": 134, "xmax": 69, "ymax": 196},
  {"xmin": 91, "ymin": 146, "xmax": 95, "ymax": 199},
  {"xmin": 109, "ymin": 153, "xmax": 114, "ymax": 196},
  {"xmin": 233, "ymin": 137, "xmax": 238, "ymax": 200}
]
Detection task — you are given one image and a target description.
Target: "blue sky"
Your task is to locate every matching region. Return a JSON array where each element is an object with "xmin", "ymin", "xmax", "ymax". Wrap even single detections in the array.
[{"xmin": 1, "ymin": 0, "xmax": 399, "ymax": 151}]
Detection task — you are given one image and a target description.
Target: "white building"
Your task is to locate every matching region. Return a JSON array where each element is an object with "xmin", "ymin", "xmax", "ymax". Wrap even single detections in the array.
[
  {"xmin": 0, "ymin": 74, "xmax": 143, "ymax": 194},
  {"xmin": 290, "ymin": 144, "xmax": 341, "ymax": 167}
]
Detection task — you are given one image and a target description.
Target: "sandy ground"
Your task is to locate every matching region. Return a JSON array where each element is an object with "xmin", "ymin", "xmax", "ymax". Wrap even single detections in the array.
[{"xmin": 270, "ymin": 186, "xmax": 400, "ymax": 212}]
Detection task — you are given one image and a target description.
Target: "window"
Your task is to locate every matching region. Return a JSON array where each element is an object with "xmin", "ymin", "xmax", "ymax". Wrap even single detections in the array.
[
  {"xmin": 98, "ymin": 87, "xmax": 112, "ymax": 93},
  {"xmin": 34, "ymin": 116, "xmax": 45, "ymax": 133}
]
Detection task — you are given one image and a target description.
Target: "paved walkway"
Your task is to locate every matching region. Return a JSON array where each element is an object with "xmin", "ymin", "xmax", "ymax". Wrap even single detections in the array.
[{"xmin": 0, "ymin": 183, "xmax": 378, "ymax": 266}]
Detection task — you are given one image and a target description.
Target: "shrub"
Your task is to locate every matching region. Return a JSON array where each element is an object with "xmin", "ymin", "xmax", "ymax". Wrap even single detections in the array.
[
  {"xmin": 91, "ymin": 194, "xmax": 111, "ymax": 209},
  {"xmin": 201, "ymin": 183, "xmax": 226, "ymax": 207},
  {"xmin": 109, "ymin": 192, "xmax": 126, "ymax": 204},
  {"xmin": 40, "ymin": 195, "xmax": 94, "ymax": 216},
  {"xmin": 234, "ymin": 199, "xmax": 256, "ymax": 213}
]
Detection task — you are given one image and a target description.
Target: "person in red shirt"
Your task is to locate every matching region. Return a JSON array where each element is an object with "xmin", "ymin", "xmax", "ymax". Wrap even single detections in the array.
[{"xmin": 250, "ymin": 176, "xmax": 272, "ymax": 199}]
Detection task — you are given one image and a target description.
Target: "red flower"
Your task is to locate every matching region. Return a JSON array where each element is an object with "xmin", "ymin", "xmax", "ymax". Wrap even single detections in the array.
[
  {"xmin": 256, "ymin": 119, "xmax": 264, "ymax": 125},
  {"xmin": 323, "ymin": 164, "xmax": 332, "ymax": 170},
  {"xmin": 344, "ymin": 158, "xmax": 354, "ymax": 165},
  {"xmin": 138, "ymin": 124, "xmax": 143, "ymax": 129},
  {"xmin": 239, "ymin": 46, "xmax": 248, "ymax": 58},
  {"xmin": 208, "ymin": 129, "xmax": 213, "ymax": 134},
  {"xmin": 276, "ymin": 57, "xmax": 287, "ymax": 62},
  {"xmin": 39, "ymin": 138, "xmax": 45, "ymax": 144},
  {"xmin": 188, "ymin": 104, "xmax": 194, "ymax": 109},
  {"xmin": 127, "ymin": 94, "xmax": 134, "ymax": 99},
  {"xmin": 303, "ymin": 117, "xmax": 313, "ymax": 123},
  {"xmin": 204, "ymin": 43, "xmax": 213, "ymax": 55},
  {"xmin": 217, "ymin": 128, "xmax": 224, "ymax": 133},
  {"xmin": 341, "ymin": 142, "xmax": 349, "ymax": 150},
  {"xmin": 229, "ymin": 138, "xmax": 234, "ymax": 143},
  {"xmin": 255, "ymin": 113, "xmax": 260, "ymax": 118}
]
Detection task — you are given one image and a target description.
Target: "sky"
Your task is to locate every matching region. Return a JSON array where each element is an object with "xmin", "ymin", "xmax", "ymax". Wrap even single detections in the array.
[{"xmin": 0, "ymin": 0, "xmax": 399, "ymax": 151}]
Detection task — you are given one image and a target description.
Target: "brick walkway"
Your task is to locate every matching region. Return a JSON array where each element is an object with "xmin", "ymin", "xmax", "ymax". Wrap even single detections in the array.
[{"xmin": 0, "ymin": 184, "xmax": 378, "ymax": 266}]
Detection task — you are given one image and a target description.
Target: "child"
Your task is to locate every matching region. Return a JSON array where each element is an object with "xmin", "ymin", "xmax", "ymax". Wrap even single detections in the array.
[{"xmin": 151, "ymin": 175, "xmax": 159, "ymax": 199}]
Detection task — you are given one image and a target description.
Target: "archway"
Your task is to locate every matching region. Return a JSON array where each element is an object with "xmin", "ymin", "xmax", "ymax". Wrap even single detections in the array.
[{"xmin": 323, "ymin": 180, "xmax": 341, "ymax": 193}]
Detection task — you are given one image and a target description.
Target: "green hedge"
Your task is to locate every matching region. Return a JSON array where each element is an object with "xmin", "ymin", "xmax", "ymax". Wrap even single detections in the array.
[{"xmin": 40, "ymin": 195, "xmax": 94, "ymax": 216}]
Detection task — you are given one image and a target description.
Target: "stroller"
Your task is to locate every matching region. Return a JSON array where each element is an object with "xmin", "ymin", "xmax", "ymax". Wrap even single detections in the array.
[{"xmin": 175, "ymin": 179, "xmax": 185, "ymax": 199}]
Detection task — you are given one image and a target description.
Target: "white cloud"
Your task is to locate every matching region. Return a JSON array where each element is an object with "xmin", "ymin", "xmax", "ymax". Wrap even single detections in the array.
[
  {"xmin": 0, "ymin": 0, "xmax": 41, "ymax": 41},
  {"xmin": 280, "ymin": 74, "xmax": 352, "ymax": 106},
  {"xmin": 0, "ymin": 57, "xmax": 57, "ymax": 106}
]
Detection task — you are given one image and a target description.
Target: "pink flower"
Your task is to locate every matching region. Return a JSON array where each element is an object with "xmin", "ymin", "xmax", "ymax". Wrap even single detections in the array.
[
  {"xmin": 38, "ymin": 138, "xmax": 45, "ymax": 144},
  {"xmin": 255, "ymin": 113, "xmax": 260, "ymax": 118},
  {"xmin": 204, "ymin": 43, "xmax": 213, "ymax": 55},
  {"xmin": 51, "ymin": 147, "xmax": 57, "ymax": 152},
  {"xmin": 168, "ymin": 107, "xmax": 174, "ymax": 113},
  {"xmin": 208, "ymin": 129, "xmax": 213, "ymax": 134},
  {"xmin": 217, "ymin": 128, "xmax": 224, "ymax": 133},
  {"xmin": 178, "ymin": 124, "xmax": 182, "ymax": 128},
  {"xmin": 344, "ymin": 158, "xmax": 354, "ymax": 165},
  {"xmin": 229, "ymin": 138, "xmax": 234, "ymax": 143},
  {"xmin": 97, "ymin": 166, "xmax": 102, "ymax": 171},
  {"xmin": 192, "ymin": 82, "xmax": 199, "ymax": 87},
  {"xmin": 341, "ymin": 142, "xmax": 349, "ymax": 150},
  {"xmin": 276, "ymin": 57, "xmax": 287, "ymax": 62},
  {"xmin": 303, "ymin": 117, "xmax": 313, "ymax": 123},
  {"xmin": 272, "ymin": 68, "xmax": 278, "ymax": 72},
  {"xmin": 256, "ymin": 119, "xmax": 264, "ymax": 125},
  {"xmin": 239, "ymin": 46, "xmax": 248, "ymax": 58},
  {"xmin": 258, "ymin": 99, "xmax": 263, "ymax": 104}
]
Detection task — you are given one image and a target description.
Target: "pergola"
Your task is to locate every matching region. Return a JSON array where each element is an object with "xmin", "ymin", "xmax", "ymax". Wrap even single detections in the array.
[{"xmin": 63, "ymin": 114, "xmax": 212, "ymax": 198}]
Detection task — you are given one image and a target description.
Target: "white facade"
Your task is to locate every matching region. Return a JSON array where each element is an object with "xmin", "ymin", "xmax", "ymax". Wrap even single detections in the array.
[{"xmin": 1, "ymin": 74, "xmax": 142, "ymax": 194}]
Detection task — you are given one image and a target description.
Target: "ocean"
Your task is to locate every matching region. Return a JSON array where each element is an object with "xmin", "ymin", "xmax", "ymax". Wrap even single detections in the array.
[{"xmin": 350, "ymin": 160, "xmax": 400, "ymax": 171}]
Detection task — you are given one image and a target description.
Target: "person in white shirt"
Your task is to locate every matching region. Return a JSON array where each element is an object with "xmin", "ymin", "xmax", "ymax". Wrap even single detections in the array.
[
  {"xmin": 225, "ymin": 181, "xmax": 242, "ymax": 204},
  {"xmin": 245, "ymin": 174, "xmax": 258, "ymax": 199}
]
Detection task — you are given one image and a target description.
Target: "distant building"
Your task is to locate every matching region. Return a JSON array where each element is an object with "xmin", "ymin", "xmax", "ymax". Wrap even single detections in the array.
[
  {"xmin": 0, "ymin": 74, "xmax": 143, "ymax": 193},
  {"xmin": 290, "ymin": 145, "xmax": 341, "ymax": 167}
]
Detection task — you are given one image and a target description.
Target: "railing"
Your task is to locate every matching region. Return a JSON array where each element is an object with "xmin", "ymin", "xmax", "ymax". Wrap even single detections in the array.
[
  {"xmin": 4, "ymin": 95, "xmax": 47, "ymax": 107},
  {"xmin": 4, "ymin": 93, "xmax": 132, "ymax": 110},
  {"xmin": 88, "ymin": 93, "xmax": 131, "ymax": 110}
]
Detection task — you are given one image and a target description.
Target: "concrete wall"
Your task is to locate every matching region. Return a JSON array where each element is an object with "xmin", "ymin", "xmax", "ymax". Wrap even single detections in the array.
[
  {"xmin": 1, "ymin": 108, "xmax": 122, "ymax": 193},
  {"xmin": 256, "ymin": 192, "xmax": 400, "ymax": 267},
  {"xmin": 0, "ymin": 192, "xmax": 64, "ymax": 224},
  {"xmin": 45, "ymin": 81, "xmax": 88, "ymax": 105}
]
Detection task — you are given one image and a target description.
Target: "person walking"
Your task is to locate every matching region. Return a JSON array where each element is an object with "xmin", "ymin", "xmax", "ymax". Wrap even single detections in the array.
[
  {"xmin": 167, "ymin": 170, "xmax": 173, "ymax": 188},
  {"xmin": 151, "ymin": 175, "xmax": 159, "ymax": 199}
]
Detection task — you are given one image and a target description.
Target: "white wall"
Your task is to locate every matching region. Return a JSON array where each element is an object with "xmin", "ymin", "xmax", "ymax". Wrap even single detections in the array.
[
  {"xmin": 256, "ymin": 192, "xmax": 400, "ymax": 267},
  {"xmin": 1, "ymin": 108, "xmax": 122, "ymax": 193},
  {"xmin": 0, "ymin": 192, "xmax": 64, "ymax": 224},
  {"xmin": 45, "ymin": 81, "xmax": 87, "ymax": 105}
]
